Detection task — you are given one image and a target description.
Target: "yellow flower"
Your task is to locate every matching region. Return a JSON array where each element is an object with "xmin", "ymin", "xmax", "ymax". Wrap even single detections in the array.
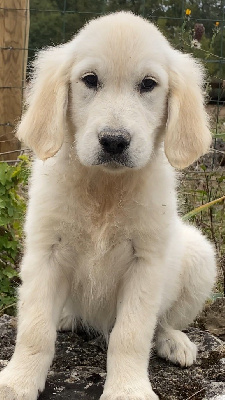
[
  {"xmin": 215, "ymin": 21, "xmax": 220, "ymax": 26},
  {"xmin": 186, "ymin": 9, "xmax": 191, "ymax": 16}
]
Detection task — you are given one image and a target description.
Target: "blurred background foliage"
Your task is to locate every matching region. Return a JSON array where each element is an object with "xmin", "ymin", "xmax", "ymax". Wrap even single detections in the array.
[{"xmin": 29, "ymin": 0, "xmax": 224, "ymax": 79}]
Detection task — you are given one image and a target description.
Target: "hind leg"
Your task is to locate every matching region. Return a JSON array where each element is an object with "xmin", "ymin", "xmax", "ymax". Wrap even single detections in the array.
[
  {"xmin": 155, "ymin": 225, "xmax": 216, "ymax": 367},
  {"xmin": 58, "ymin": 298, "xmax": 76, "ymax": 331}
]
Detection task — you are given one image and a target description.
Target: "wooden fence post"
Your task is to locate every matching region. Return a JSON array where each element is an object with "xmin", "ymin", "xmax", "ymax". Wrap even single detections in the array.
[{"xmin": 0, "ymin": 0, "xmax": 30, "ymax": 162}]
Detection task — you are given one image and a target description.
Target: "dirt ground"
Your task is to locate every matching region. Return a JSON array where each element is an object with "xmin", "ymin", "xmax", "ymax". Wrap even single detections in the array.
[{"xmin": 0, "ymin": 309, "xmax": 225, "ymax": 400}]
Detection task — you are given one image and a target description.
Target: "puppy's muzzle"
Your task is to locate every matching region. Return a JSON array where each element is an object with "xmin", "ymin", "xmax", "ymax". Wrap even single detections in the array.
[{"xmin": 98, "ymin": 129, "xmax": 131, "ymax": 155}]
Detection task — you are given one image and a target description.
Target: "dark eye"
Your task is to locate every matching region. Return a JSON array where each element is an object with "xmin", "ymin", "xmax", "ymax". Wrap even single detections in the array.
[
  {"xmin": 140, "ymin": 77, "xmax": 158, "ymax": 93},
  {"xmin": 82, "ymin": 72, "xmax": 98, "ymax": 89}
]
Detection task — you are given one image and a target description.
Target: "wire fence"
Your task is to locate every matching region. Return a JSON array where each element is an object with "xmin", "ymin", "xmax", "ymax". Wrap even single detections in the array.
[{"xmin": 0, "ymin": 0, "xmax": 225, "ymax": 287}]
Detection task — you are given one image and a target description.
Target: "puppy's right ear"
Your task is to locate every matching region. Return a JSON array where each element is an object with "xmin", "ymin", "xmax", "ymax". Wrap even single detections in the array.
[{"xmin": 17, "ymin": 44, "xmax": 73, "ymax": 160}]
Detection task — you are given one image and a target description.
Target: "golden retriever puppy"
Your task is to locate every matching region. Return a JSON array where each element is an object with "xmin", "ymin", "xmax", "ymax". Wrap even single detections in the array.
[{"xmin": 0, "ymin": 12, "xmax": 216, "ymax": 400}]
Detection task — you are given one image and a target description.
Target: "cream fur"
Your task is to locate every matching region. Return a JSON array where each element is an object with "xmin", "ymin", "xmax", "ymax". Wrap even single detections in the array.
[{"xmin": 0, "ymin": 12, "xmax": 216, "ymax": 400}]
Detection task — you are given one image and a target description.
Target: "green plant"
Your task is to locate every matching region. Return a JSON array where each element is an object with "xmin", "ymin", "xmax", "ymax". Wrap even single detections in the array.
[{"xmin": 0, "ymin": 155, "xmax": 30, "ymax": 315}]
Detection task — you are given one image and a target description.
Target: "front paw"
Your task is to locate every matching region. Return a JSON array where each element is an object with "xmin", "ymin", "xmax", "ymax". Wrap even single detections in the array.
[
  {"xmin": 100, "ymin": 383, "xmax": 159, "ymax": 400},
  {"xmin": 0, "ymin": 385, "xmax": 30, "ymax": 400},
  {"xmin": 0, "ymin": 369, "xmax": 41, "ymax": 400},
  {"xmin": 100, "ymin": 394, "xmax": 158, "ymax": 400},
  {"xmin": 0, "ymin": 385, "xmax": 37, "ymax": 400}
]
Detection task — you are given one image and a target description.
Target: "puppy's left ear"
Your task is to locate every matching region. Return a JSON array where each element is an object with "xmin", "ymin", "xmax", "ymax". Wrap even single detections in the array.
[{"xmin": 165, "ymin": 52, "xmax": 211, "ymax": 169}]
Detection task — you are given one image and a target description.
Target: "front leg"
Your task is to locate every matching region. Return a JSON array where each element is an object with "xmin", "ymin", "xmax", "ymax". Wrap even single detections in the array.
[
  {"xmin": 0, "ymin": 251, "xmax": 69, "ymax": 400},
  {"xmin": 101, "ymin": 255, "xmax": 164, "ymax": 400}
]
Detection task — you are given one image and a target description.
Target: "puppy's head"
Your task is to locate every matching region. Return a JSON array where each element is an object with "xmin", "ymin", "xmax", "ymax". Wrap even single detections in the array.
[{"xmin": 17, "ymin": 12, "xmax": 211, "ymax": 171}]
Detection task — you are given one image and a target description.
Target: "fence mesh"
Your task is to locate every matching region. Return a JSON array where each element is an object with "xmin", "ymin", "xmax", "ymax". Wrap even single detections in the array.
[{"xmin": 0, "ymin": 0, "xmax": 225, "ymax": 289}]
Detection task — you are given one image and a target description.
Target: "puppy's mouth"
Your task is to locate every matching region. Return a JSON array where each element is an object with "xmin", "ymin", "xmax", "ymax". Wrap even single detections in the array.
[{"xmin": 95, "ymin": 153, "xmax": 134, "ymax": 169}]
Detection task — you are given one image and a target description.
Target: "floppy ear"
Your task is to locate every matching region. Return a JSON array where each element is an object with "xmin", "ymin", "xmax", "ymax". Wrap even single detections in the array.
[
  {"xmin": 17, "ymin": 44, "xmax": 73, "ymax": 160},
  {"xmin": 165, "ymin": 52, "xmax": 211, "ymax": 169}
]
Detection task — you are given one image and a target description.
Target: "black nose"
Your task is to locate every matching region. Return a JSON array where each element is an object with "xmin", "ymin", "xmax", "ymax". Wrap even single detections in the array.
[{"xmin": 98, "ymin": 130, "xmax": 131, "ymax": 155}]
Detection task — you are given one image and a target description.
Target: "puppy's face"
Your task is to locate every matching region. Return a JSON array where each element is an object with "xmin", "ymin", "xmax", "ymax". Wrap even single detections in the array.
[
  {"xmin": 70, "ymin": 18, "xmax": 169, "ymax": 170},
  {"xmin": 17, "ymin": 13, "xmax": 211, "ymax": 170}
]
